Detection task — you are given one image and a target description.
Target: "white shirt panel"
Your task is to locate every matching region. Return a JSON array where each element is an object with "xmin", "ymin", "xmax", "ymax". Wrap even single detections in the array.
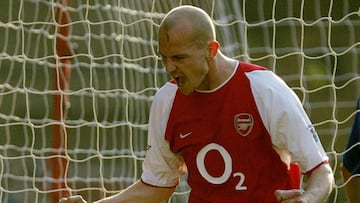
[
  {"xmin": 141, "ymin": 82, "xmax": 186, "ymax": 187},
  {"xmin": 246, "ymin": 70, "xmax": 328, "ymax": 173}
]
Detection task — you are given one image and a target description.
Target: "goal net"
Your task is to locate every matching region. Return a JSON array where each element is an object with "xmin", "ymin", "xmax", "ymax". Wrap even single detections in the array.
[{"xmin": 0, "ymin": 0, "xmax": 359, "ymax": 202}]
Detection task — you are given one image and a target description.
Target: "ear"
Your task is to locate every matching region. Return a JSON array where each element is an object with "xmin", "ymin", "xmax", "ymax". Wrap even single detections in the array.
[{"xmin": 208, "ymin": 41, "xmax": 219, "ymax": 58}]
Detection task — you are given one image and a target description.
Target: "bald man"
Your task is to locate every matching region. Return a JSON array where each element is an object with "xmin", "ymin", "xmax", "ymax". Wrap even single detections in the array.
[{"xmin": 60, "ymin": 5, "xmax": 333, "ymax": 203}]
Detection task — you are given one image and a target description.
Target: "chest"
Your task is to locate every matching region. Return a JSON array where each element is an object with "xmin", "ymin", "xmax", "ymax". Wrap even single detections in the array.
[{"xmin": 165, "ymin": 72, "xmax": 267, "ymax": 154}]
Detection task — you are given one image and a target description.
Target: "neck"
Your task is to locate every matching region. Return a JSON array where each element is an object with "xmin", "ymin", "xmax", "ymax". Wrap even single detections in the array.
[{"xmin": 206, "ymin": 52, "xmax": 237, "ymax": 89}]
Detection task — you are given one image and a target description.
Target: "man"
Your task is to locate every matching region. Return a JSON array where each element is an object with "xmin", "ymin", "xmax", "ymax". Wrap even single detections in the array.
[
  {"xmin": 341, "ymin": 97, "xmax": 360, "ymax": 203},
  {"xmin": 60, "ymin": 5, "xmax": 333, "ymax": 203}
]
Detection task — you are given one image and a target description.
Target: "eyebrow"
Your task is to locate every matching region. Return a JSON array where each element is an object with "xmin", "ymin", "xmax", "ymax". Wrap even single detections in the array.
[{"xmin": 159, "ymin": 52, "xmax": 189, "ymax": 59}]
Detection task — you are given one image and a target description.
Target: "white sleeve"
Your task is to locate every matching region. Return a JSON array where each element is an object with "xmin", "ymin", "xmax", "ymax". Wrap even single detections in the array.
[
  {"xmin": 141, "ymin": 83, "xmax": 187, "ymax": 187},
  {"xmin": 247, "ymin": 70, "xmax": 328, "ymax": 173}
]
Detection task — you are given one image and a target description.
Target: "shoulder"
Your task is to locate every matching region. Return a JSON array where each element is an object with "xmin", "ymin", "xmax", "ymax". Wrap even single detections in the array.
[
  {"xmin": 152, "ymin": 82, "xmax": 178, "ymax": 105},
  {"xmin": 244, "ymin": 67, "xmax": 295, "ymax": 101},
  {"xmin": 149, "ymin": 82, "xmax": 178, "ymax": 128},
  {"xmin": 238, "ymin": 63, "xmax": 302, "ymax": 122},
  {"xmin": 239, "ymin": 62, "xmax": 268, "ymax": 72},
  {"xmin": 235, "ymin": 62, "xmax": 285, "ymax": 88}
]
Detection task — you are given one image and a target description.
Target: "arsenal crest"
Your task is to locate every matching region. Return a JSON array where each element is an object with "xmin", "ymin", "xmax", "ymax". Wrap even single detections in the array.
[{"xmin": 234, "ymin": 113, "xmax": 254, "ymax": 136}]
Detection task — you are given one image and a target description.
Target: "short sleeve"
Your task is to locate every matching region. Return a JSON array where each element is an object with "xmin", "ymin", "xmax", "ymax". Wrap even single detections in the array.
[
  {"xmin": 141, "ymin": 83, "xmax": 187, "ymax": 187},
  {"xmin": 247, "ymin": 70, "xmax": 328, "ymax": 173}
]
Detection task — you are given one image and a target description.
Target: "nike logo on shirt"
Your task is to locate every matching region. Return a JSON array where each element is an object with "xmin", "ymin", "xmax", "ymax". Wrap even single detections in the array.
[{"xmin": 180, "ymin": 132, "xmax": 192, "ymax": 139}]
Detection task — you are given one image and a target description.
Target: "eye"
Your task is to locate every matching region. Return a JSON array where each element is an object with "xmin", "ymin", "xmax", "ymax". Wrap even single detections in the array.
[
  {"xmin": 159, "ymin": 54, "xmax": 167, "ymax": 62},
  {"xmin": 172, "ymin": 55, "xmax": 186, "ymax": 61}
]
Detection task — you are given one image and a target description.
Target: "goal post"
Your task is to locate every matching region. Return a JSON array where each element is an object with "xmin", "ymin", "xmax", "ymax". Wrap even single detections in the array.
[
  {"xmin": 0, "ymin": 0, "xmax": 359, "ymax": 203},
  {"xmin": 51, "ymin": 0, "xmax": 71, "ymax": 202}
]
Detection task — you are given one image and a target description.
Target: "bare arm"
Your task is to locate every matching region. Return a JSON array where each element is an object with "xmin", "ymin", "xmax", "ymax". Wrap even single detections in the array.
[
  {"xmin": 59, "ymin": 180, "xmax": 176, "ymax": 203},
  {"xmin": 301, "ymin": 163, "xmax": 334, "ymax": 202},
  {"xmin": 275, "ymin": 163, "xmax": 334, "ymax": 203},
  {"xmin": 95, "ymin": 180, "xmax": 176, "ymax": 203}
]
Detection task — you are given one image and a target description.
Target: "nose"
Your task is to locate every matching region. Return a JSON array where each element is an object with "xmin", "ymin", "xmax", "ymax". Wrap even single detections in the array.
[
  {"xmin": 164, "ymin": 60, "xmax": 176, "ymax": 73},
  {"xmin": 165, "ymin": 64, "xmax": 176, "ymax": 73}
]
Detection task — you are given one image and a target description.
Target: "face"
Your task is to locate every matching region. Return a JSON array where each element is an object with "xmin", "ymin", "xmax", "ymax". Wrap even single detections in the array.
[{"xmin": 159, "ymin": 25, "xmax": 210, "ymax": 95}]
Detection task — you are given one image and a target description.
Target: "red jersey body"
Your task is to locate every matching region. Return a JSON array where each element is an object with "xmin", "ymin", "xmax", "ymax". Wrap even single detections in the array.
[
  {"xmin": 165, "ymin": 63, "xmax": 297, "ymax": 202},
  {"xmin": 141, "ymin": 62, "xmax": 328, "ymax": 203}
]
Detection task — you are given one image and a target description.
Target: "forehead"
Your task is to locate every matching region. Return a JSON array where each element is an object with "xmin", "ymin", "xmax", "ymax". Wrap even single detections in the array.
[{"xmin": 158, "ymin": 23, "xmax": 195, "ymax": 56}]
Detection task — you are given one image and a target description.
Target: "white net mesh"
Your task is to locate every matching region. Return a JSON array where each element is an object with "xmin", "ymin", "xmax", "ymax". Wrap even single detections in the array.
[{"xmin": 0, "ymin": 0, "xmax": 359, "ymax": 202}]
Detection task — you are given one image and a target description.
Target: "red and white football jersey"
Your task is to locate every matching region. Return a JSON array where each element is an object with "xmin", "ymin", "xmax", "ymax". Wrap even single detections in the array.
[{"xmin": 142, "ymin": 62, "xmax": 328, "ymax": 202}]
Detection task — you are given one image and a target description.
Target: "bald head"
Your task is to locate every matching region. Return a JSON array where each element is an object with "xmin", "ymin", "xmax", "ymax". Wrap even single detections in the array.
[{"xmin": 159, "ymin": 5, "xmax": 216, "ymax": 48}]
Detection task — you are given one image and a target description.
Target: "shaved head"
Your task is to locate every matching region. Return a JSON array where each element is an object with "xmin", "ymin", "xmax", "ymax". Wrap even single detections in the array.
[{"xmin": 159, "ymin": 5, "xmax": 216, "ymax": 48}]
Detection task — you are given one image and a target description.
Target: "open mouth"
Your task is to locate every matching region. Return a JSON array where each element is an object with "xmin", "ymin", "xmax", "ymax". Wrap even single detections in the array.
[{"xmin": 174, "ymin": 76, "xmax": 185, "ymax": 87}]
